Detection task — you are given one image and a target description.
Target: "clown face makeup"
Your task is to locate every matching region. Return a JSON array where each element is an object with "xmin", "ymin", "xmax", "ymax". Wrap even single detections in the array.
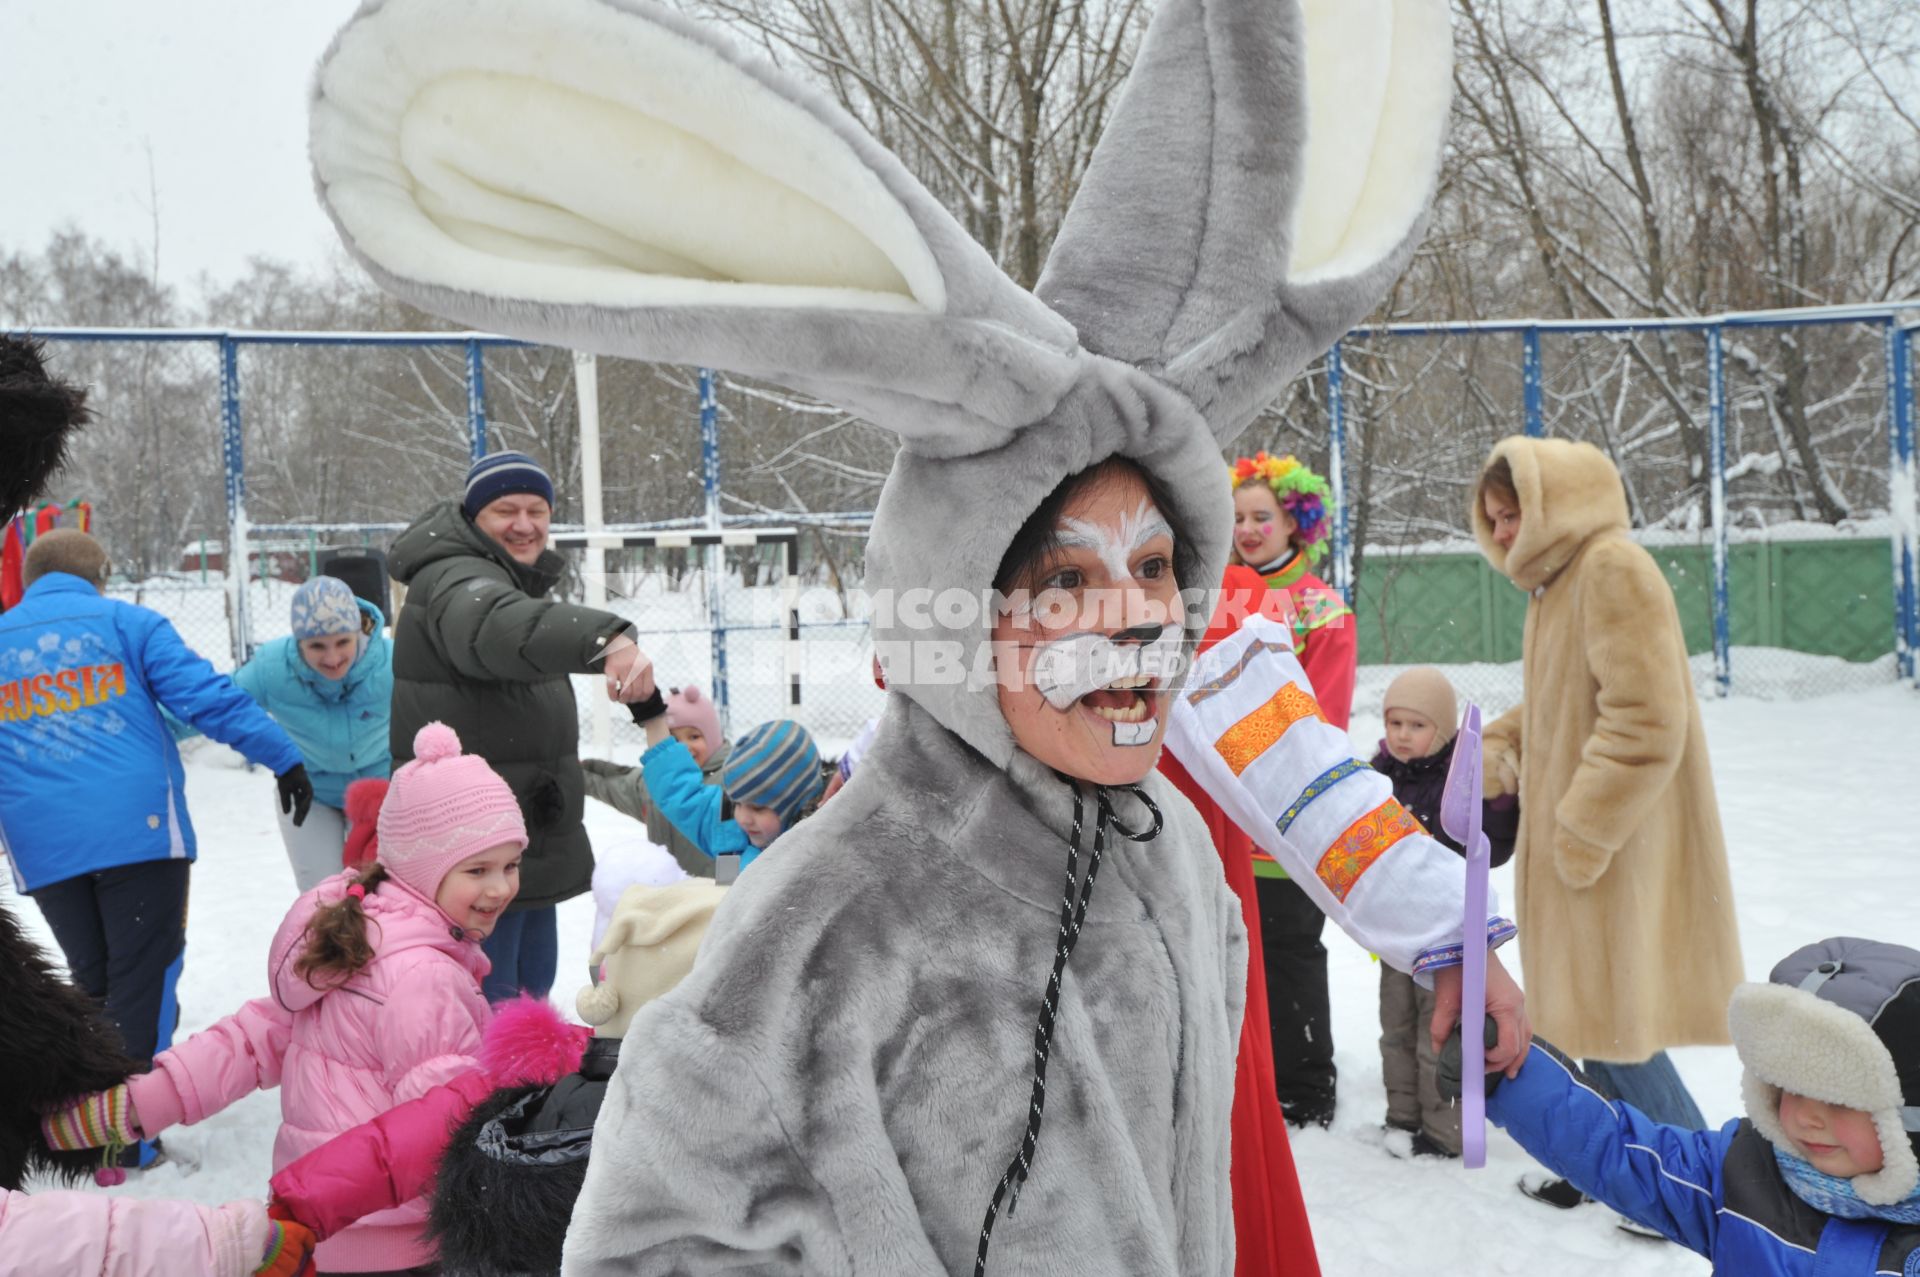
[
  {"xmin": 991, "ymin": 467, "xmax": 1183, "ymax": 784},
  {"xmin": 1233, "ymin": 484, "xmax": 1297, "ymax": 566}
]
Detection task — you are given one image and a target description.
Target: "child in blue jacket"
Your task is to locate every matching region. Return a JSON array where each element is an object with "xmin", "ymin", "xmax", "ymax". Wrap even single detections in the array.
[
  {"xmin": 1448, "ymin": 937, "xmax": 1920, "ymax": 1274},
  {"xmin": 628, "ymin": 690, "xmax": 822, "ymax": 878}
]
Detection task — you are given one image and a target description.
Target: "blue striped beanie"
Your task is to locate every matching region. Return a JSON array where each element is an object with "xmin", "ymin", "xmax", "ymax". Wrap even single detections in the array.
[
  {"xmin": 463, "ymin": 450, "xmax": 554, "ymax": 518},
  {"xmin": 721, "ymin": 720, "xmax": 823, "ymax": 824}
]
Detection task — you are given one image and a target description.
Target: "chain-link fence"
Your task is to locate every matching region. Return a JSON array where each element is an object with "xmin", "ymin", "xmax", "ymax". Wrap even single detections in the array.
[
  {"xmin": 1239, "ymin": 311, "xmax": 1918, "ymax": 720},
  {"xmin": 16, "ymin": 307, "xmax": 1918, "ymax": 767}
]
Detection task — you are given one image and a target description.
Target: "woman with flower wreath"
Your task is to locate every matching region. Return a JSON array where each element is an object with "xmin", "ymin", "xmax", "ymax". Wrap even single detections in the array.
[{"xmin": 1230, "ymin": 451, "xmax": 1358, "ymax": 1129}]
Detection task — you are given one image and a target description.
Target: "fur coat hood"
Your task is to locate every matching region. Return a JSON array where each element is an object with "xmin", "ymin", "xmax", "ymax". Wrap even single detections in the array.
[
  {"xmin": 1475, "ymin": 438, "xmax": 1743, "ymax": 1061},
  {"xmin": 1473, "ymin": 436, "xmax": 1633, "ymax": 593}
]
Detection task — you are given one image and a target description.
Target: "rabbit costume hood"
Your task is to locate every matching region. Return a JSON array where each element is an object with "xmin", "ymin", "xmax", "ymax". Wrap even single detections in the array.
[
  {"xmin": 312, "ymin": 2, "xmax": 1451, "ymax": 1271},
  {"xmin": 310, "ymin": 0, "xmax": 1449, "ymax": 766}
]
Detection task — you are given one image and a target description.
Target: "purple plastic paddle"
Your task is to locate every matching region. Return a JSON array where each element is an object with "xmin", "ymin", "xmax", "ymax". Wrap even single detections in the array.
[{"xmin": 1438, "ymin": 703, "xmax": 1490, "ymax": 1168}]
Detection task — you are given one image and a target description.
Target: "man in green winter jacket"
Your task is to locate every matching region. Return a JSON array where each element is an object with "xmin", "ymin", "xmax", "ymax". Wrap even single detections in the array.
[{"xmin": 387, "ymin": 451, "xmax": 652, "ymax": 1000}]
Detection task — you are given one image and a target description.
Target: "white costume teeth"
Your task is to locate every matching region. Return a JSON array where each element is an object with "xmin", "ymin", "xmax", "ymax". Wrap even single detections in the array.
[
  {"xmin": 1029, "ymin": 626, "xmax": 1186, "ymax": 709},
  {"xmin": 1111, "ymin": 717, "xmax": 1158, "ymax": 746}
]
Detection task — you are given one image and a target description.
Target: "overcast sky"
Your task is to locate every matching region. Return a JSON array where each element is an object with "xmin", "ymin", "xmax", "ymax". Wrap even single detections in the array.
[{"xmin": 2, "ymin": 1, "xmax": 364, "ymax": 294}]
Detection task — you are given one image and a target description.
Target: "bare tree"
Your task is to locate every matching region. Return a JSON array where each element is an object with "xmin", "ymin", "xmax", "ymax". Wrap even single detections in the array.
[{"xmin": 697, "ymin": 0, "xmax": 1146, "ymax": 287}]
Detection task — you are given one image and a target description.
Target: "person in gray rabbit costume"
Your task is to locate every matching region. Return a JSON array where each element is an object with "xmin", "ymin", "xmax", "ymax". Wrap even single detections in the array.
[{"xmin": 308, "ymin": 0, "xmax": 1527, "ymax": 1270}]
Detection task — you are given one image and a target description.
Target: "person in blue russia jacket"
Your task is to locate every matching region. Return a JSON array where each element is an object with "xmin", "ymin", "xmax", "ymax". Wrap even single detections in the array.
[
  {"xmin": 628, "ymin": 694, "xmax": 823, "ymax": 878},
  {"xmin": 232, "ymin": 576, "xmax": 393, "ymax": 891},
  {"xmin": 1446, "ymin": 936, "xmax": 1920, "ymax": 1275},
  {"xmin": 0, "ymin": 530, "xmax": 308, "ymax": 1168}
]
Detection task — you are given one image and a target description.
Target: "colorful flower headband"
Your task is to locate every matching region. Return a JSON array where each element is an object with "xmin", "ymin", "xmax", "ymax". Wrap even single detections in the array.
[{"xmin": 1230, "ymin": 451, "xmax": 1333, "ymax": 562}]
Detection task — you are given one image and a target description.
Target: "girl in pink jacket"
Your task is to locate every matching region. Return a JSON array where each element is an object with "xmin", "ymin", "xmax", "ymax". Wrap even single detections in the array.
[{"xmin": 41, "ymin": 723, "xmax": 527, "ymax": 1276}]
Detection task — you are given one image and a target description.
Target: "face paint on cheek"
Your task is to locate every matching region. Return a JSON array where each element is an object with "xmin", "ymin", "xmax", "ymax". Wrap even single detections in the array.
[{"xmin": 1260, "ymin": 522, "xmax": 1274, "ymax": 537}]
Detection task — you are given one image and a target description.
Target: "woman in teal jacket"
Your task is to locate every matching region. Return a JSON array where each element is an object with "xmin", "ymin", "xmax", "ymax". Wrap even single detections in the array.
[{"xmin": 233, "ymin": 576, "xmax": 393, "ymax": 890}]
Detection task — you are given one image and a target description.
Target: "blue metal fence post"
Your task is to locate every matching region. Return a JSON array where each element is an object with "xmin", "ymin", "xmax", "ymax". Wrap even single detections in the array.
[
  {"xmin": 1326, "ymin": 341, "xmax": 1351, "ymax": 601},
  {"xmin": 699, "ymin": 367, "xmax": 729, "ymax": 730},
  {"xmin": 219, "ymin": 335, "xmax": 252, "ymax": 667},
  {"xmin": 1886, "ymin": 318, "xmax": 1918, "ymax": 683},
  {"xmin": 1522, "ymin": 325, "xmax": 1545, "ymax": 438},
  {"xmin": 465, "ymin": 339, "xmax": 489, "ymax": 460},
  {"xmin": 1707, "ymin": 325, "xmax": 1731, "ymax": 696}
]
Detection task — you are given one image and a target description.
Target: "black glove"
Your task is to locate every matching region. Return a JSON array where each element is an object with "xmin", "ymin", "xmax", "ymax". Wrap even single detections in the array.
[
  {"xmin": 1435, "ymin": 1015, "xmax": 1503, "ymax": 1103},
  {"xmin": 626, "ymin": 686, "xmax": 668, "ymax": 725},
  {"xmin": 276, "ymin": 764, "xmax": 314, "ymax": 828}
]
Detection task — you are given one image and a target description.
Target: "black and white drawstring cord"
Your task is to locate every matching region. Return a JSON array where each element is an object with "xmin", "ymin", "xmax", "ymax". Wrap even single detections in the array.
[{"xmin": 974, "ymin": 776, "xmax": 1164, "ymax": 1277}]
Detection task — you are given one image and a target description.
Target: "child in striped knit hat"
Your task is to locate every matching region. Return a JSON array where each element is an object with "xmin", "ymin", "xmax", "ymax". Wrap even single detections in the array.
[
  {"xmin": 43, "ymin": 722, "xmax": 529, "ymax": 1275},
  {"xmin": 625, "ymin": 681, "xmax": 823, "ymax": 877}
]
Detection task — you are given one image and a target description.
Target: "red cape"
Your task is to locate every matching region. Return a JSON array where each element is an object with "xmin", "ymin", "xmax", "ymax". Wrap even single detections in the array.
[{"xmin": 1161, "ymin": 564, "xmax": 1322, "ymax": 1276}]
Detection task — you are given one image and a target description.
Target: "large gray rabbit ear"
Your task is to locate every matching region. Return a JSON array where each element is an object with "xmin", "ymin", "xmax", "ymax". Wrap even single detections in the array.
[
  {"xmin": 1036, "ymin": 0, "xmax": 1451, "ymax": 444},
  {"xmin": 309, "ymin": 0, "xmax": 1081, "ymax": 457}
]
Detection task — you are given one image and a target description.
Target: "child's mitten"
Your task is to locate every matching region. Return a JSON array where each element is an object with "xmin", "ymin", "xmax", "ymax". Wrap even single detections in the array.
[
  {"xmin": 1434, "ymin": 1018, "xmax": 1504, "ymax": 1103},
  {"xmin": 40, "ymin": 1083, "xmax": 140, "ymax": 1151},
  {"xmin": 254, "ymin": 1218, "xmax": 320, "ymax": 1277}
]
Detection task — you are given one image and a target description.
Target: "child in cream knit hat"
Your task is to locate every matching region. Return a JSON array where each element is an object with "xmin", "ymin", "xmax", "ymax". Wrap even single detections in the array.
[{"xmin": 577, "ymin": 880, "xmax": 727, "ymax": 1038}]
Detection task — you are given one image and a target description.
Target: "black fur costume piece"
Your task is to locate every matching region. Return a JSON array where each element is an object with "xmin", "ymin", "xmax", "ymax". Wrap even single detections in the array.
[
  {"xmin": 427, "ymin": 1037, "xmax": 618, "ymax": 1276},
  {"xmin": 0, "ymin": 335, "xmax": 91, "ymax": 522},
  {"xmin": 0, "ymin": 897, "xmax": 140, "ymax": 1192}
]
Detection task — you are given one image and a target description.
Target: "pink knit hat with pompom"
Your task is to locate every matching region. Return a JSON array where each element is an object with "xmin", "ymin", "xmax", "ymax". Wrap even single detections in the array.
[
  {"xmin": 665, "ymin": 684, "xmax": 723, "ymax": 748},
  {"xmin": 376, "ymin": 723, "xmax": 528, "ymax": 902}
]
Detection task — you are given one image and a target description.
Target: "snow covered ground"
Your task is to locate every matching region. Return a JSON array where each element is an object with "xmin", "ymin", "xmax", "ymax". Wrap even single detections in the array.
[{"xmin": 9, "ymin": 677, "xmax": 1918, "ymax": 1274}]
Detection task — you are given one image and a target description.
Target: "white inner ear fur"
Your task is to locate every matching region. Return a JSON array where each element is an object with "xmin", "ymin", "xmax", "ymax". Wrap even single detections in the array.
[
  {"xmin": 1288, "ymin": 0, "xmax": 1453, "ymax": 285},
  {"xmin": 313, "ymin": 0, "xmax": 944, "ymax": 314}
]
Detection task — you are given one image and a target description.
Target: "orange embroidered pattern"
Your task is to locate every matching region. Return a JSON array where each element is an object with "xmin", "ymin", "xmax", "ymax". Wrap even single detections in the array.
[
  {"xmin": 1213, "ymin": 682, "xmax": 1326, "ymax": 776},
  {"xmin": 1316, "ymin": 799, "xmax": 1423, "ymax": 902}
]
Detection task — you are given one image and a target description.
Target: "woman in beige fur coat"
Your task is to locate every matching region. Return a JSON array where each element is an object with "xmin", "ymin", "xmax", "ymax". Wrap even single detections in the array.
[{"xmin": 1474, "ymin": 437, "xmax": 1743, "ymax": 1162}]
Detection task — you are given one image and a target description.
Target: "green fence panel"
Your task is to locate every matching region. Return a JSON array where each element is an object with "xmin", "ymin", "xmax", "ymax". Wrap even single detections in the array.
[
  {"xmin": 1646, "ymin": 545, "xmax": 1717, "ymax": 655},
  {"xmin": 1353, "ymin": 553, "xmax": 1497, "ymax": 665},
  {"xmin": 1351, "ymin": 537, "xmax": 1893, "ymax": 668},
  {"xmin": 1773, "ymin": 541, "xmax": 1895, "ymax": 661}
]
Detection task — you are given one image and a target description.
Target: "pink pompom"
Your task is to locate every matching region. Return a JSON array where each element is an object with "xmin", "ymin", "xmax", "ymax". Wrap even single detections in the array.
[
  {"xmin": 412, "ymin": 721, "xmax": 462, "ymax": 763},
  {"xmin": 479, "ymin": 996, "xmax": 590, "ymax": 1086},
  {"xmin": 94, "ymin": 1166, "xmax": 126, "ymax": 1187},
  {"xmin": 681, "ymin": 686, "xmax": 703, "ymax": 705}
]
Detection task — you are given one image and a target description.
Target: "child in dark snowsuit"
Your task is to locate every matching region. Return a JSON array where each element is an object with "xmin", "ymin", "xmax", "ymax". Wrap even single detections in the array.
[
  {"xmin": 1372, "ymin": 667, "xmax": 1517, "ymax": 1158},
  {"xmin": 1445, "ymin": 937, "xmax": 1920, "ymax": 1273}
]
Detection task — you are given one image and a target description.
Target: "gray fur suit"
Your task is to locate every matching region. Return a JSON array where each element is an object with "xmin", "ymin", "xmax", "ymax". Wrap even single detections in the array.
[{"xmin": 309, "ymin": 0, "xmax": 1452, "ymax": 1268}]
